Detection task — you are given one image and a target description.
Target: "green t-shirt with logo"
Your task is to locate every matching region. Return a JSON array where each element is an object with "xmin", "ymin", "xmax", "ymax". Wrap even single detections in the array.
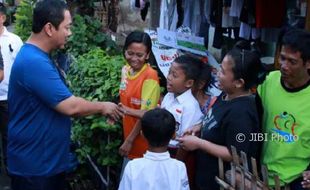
[{"xmin": 258, "ymin": 71, "xmax": 310, "ymax": 186}]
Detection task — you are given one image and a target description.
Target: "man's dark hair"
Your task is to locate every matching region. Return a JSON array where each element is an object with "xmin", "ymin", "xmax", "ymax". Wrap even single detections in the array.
[
  {"xmin": 281, "ymin": 29, "xmax": 310, "ymax": 63},
  {"xmin": 32, "ymin": 0, "xmax": 68, "ymax": 33},
  {"xmin": 0, "ymin": 3, "xmax": 6, "ymax": 15},
  {"xmin": 141, "ymin": 108, "xmax": 176, "ymax": 147}
]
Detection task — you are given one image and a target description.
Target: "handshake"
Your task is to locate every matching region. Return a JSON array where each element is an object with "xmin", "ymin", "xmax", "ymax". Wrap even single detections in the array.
[{"xmin": 104, "ymin": 102, "xmax": 145, "ymax": 124}]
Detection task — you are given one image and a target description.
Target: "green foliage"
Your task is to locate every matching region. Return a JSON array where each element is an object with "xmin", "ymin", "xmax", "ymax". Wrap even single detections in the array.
[
  {"xmin": 14, "ymin": 0, "xmax": 36, "ymax": 41},
  {"xmin": 66, "ymin": 15, "xmax": 120, "ymax": 57},
  {"xmin": 14, "ymin": 1, "xmax": 120, "ymax": 57},
  {"xmin": 67, "ymin": 48, "xmax": 125, "ymax": 166}
]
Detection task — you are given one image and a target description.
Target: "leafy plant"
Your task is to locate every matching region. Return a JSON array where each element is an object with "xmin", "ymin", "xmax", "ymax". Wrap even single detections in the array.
[
  {"xmin": 14, "ymin": 0, "xmax": 36, "ymax": 41},
  {"xmin": 67, "ymin": 15, "xmax": 120, "ymax": 57},
  {"xmin": 14, "ymin": 0, "xmax": 120, "ymax": 57},
  {"xmin": 67, "ymin": 47, "xmax": 125, "ymax": 167}
]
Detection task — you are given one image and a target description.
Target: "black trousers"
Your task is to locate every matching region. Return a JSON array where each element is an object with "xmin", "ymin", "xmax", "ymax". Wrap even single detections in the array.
[
  {"xmin": 0, "ymin": 100, "xmax": 8, "ymax": 167},
  {"xmin": 11, "ymin": 172, "xmax": 66, "ymax": 190}
]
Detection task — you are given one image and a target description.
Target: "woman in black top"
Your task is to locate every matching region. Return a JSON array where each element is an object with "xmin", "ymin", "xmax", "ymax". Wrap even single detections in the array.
[{"xmin": 178, "ymin": 43, "xmax": 264, "ymax": 190}]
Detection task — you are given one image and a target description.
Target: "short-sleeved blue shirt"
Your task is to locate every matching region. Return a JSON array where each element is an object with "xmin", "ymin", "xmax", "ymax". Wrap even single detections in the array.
[{"xmin": 8, "ymin": 43, "xmax": 72, "ymax": 176}]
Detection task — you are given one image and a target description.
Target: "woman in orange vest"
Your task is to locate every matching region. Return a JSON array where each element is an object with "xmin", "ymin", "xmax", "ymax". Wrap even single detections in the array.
[{"xmin": 118, "ymin": 31, "xmax": 160, "ymax": 176}]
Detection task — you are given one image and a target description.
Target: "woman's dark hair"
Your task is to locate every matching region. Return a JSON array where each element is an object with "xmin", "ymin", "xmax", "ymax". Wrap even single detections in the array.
[
  {"xmin": 32, "ymin": 0, "xmax": 68, "ymax": 33},
  {"xmin": 226, "ymin": 41, "xmax": 264, "ymax": 90},
  {"xmin": 173, "ymin": 55, "xmax": 204, "ymax": 81},
  {"xmin": 141, "ymin": 108, "xmax": 176, "ymax": 147},
  {"xmin": 123, "ymin": 31, "xmax": 152, "ymax": 54},
  {"xmin": 197, "ymin": 63, "xmax": 212, "ymax": 91}
]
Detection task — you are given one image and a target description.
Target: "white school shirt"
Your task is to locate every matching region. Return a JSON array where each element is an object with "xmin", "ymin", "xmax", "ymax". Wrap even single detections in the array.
[
  {"xmin": 0, "ymin": 27, "xmax": 23, "ymax": 101},
  {"xmin": 161, "ymin": 89, "xmax": 203, "ymax": 146},
  {"xmin": 118, "ymin": 151, "xmax": 189, "ymax": 190}
]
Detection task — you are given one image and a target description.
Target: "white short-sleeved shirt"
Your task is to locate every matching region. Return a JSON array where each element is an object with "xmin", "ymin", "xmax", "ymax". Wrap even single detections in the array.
[
  {"xmin": 0, "ymin": 27, "xmax": 23, "ymax": 100},
  {"xmin": 161, "ymin": 89, "xmax": 203, "ymax": 146},
  {"xmin": 119, "ymin": 151, "xmax": 189, "ymax": 190}
]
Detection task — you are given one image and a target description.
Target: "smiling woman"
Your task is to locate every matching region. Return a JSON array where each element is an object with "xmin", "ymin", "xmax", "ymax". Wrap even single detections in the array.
[
  {"xmin": 118, "ymin": 31, "xmax": 160, "ymax": 177},
  {"xmin": 177, "ymin": 43, "xmax": 264, "ymax": 190}
]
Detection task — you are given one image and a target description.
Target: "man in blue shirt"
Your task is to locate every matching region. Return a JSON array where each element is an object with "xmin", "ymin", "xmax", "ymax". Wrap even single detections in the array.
[{"xmin": 7, "ymin": 1, "xmax": 122, "ymax": 189}]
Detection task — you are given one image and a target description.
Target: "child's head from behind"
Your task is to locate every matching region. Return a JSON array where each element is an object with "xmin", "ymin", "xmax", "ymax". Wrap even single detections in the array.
[
  {"xmin": 123, "ymin": 31, "xmax": 152, "ymax": 72},
  {"xmin": 192, "ymin": 63, "xmax": 212, "ymax": 96},
  {"xmin": 167, "ymin": 55, "xmax": 203, "ymax": 95},
  {"xmin": 218, "ymin": 42, "xmax": 263, "ymax": 94},
  {"xmin": 141, "ymin": 108, "xmax": 176, "ymax": 148}
]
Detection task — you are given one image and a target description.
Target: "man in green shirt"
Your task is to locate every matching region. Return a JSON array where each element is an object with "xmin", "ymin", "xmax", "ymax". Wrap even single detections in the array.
[{"xmin": 258, "ymin": 29, "xmax": 310, "ymax": 189}]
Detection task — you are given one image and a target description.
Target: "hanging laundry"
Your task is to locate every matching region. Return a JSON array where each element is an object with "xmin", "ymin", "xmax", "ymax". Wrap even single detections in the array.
[
  {"xmin": 183, "ymin": 0, "xmax": 202, "ymax": 35},
  {"xmin": 239, "ymin": 0, "xmax": 256, "ymax": 25},
  {"xmin": 256, "ymin": 0, "xmax": 286, "ymax": 28},
  {"xmin": 239, "ymin": 22, "xmax": 261, "ymax": 40},
  {"xmin": 229, "ymin": 0, "xmax": 243, "ymax": 17},
  {"xmin": 140, "ymin": 1, "xmax": 150, "ymax": 21},
  {"xmin": 176, "ymin": 0, "xmax": 184, "ymax": 28},
  {"xmin": 159, "ymin": 0, "xmax": 179, "ymax": 31}
]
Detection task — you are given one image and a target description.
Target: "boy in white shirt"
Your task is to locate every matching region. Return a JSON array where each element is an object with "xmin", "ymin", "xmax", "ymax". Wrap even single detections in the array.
[
  {"xmin": 161, "ymin": 55, "xmax": 204, "ymax": 153},
  {"xmin": 119, "ymin": 108, "xmax": 189, "ymax": 190}
]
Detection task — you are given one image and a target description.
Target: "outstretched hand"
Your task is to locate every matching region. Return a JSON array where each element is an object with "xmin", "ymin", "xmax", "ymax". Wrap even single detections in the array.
[
  {"xmin": 183, "ymin": 123, "xmax": 202, "ymax": 136},
  {"xmin": 102, "ymin": 102, "xmax": 123, "ymax": 121},
  {"xmin": 119, "ymin": 140, "xmax": 133, "ymax": 157},
  {"xmin": 177, "ymin": 135, "xmax": 202, "ymax": 151},
  {"xmin": 117, "ymin": 103, "xmax": 128, "ymax": 116}
]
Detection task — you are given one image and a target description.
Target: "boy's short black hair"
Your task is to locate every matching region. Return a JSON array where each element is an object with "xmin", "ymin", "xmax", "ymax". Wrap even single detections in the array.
[
  {"xmin": 141, "ymin": 108, "xmax": 176, "ymax": 147},
  {"xmin": 173, "ymin": 55, "xmax": 204, "ymax": 81}
]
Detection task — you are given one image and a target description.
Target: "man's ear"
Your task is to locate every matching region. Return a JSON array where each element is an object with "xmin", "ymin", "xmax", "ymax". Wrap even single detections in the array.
[
  {"xmin": 306, "ymin": 60, "xmax": 310, "ymax": 69},
  {"xmin": 234, "ymin": 78, "xmax": 245, "ymax": 89},
  {"xmin": 306, "ymin": 60, "xmax": 310, "ymax": 76},
  {"xmin": 185, "ymin": 79, "xmax": 194, "ymax": 88},
  {"xmin": 44, "ymin": 23, "xmax": 54, "ymax": 37}
]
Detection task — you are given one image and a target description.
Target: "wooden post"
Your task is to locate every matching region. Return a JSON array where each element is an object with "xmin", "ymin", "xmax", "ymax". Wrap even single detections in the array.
[
  {"xmin": 251, "ymin": 158, "xmax": 258, "ymax": 190},
  {"xmin": 218, "ymin": 158, "xmax": 225, "ymax": 190},
  {"xmin": 261, "ymin": 165, "xmax": 269, "ymax": 188},
  {"xmin": 274, "ymin": 175, "xmax": 281, "ymax": 190},
  {"xmin": 231, "ymin": 146, "xmax": 239, "ymax": 188}
]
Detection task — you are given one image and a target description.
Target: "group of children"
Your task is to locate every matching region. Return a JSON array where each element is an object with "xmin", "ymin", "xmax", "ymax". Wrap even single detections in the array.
[{"xmin": 117, "ymin": 31, "xmax": 264, "ymax": 190}]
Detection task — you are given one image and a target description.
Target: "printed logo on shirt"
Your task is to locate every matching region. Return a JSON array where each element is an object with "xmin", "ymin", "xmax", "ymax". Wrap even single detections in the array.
[
  {"xmin": 271, "ymin": 111, "xmax": 298, "ymax": 143},
  {"xmin": 203, "ymin": 108, "xmax": 217, "ymax": 130},
  {"xmin": 145, "ymin": 99, "xmax": 152, "ymax": 107},
  {"xmin": 120, "ymin": 81, "xmax": 127, "ymax": 90},
  {"xmin": 176, "ymin": 108, "xmax": 182, "ymax": 113},
  {"xmin": 130, "ymin": 97, "xmax": 141, "ymax": 106}
]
